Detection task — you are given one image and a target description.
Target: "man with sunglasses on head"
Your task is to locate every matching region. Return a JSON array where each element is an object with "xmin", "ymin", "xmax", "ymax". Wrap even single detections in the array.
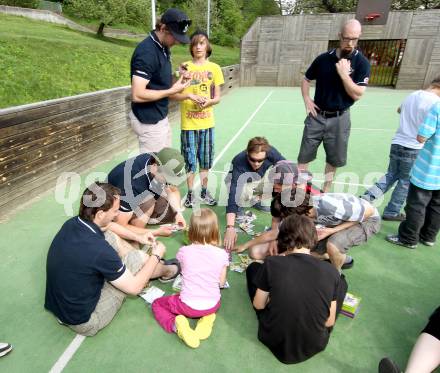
[
  {"xmin": 223, "ymin": 137, "xmax": 285, "ymax": 252},
  {"xmin": 298, "ymin": 19, "xmax": 370, "ymax": 192},
  {"xmin": 130, "ymin": 8, "xmax": 192, "ymax": 153}
]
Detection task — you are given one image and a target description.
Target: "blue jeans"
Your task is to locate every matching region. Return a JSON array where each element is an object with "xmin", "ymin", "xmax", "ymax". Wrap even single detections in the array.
[{"xmin": 363, "ymin": 144, "xmax": 419, "ymax": 216}]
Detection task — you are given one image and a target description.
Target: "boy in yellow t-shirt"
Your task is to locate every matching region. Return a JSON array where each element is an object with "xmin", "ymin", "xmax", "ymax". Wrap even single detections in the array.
[{"xmin": 174, "ymin": 30, "xmax": 224, "ymax": 208}]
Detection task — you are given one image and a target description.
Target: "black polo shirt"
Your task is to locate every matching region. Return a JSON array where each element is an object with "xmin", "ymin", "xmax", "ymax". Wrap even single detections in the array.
[
  {"xmin": 130, "ymin": 31, "xmax": 172, "ymax": 124},
  {"xmin": 305, "ymin": 49, "xmax": 370, "ymax": 111},
  {"xmin": 107, "ymin": 153, "xmax": 164, "ymax": 212},
  {"xmin": 44, "ymin": 217, "xmax": 126, "ymax": 325}
]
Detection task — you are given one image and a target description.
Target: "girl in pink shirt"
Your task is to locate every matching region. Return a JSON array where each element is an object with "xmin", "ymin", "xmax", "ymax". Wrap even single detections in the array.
[{"xmin": 152, "ymin": 208, "xmax": 229, "ymax": 348}]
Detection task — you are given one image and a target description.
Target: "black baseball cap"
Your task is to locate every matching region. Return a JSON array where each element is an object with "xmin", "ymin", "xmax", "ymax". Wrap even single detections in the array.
[
  {"xmin": 269, "ymin": 160, "xmax": 312, "ymax": 186},
  {"xmin": 161, "ymin": 8, "xmax": 192, "ymax": 44}
]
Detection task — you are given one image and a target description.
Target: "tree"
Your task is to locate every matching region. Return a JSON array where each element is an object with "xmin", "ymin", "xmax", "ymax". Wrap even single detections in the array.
[
  {"xmin": 242, "ymin": 0, "xmax": 281, "ymax": 29},
  {"xmin": 181, "ymin": 0, "xmax": 220, "ymax": 34},
  {"xmin": 125, "ymin": 0, "xmax": 151, "ymax": 28},
  {"xmin": 392, "ymin": 0, "xmax": 440, "ymax": 9},
  {"xmin": 289, "ymin": 0, "xmax": 356, "ymax": 14},
  {"xmin": 64, "ymin": 0, "xmax": 128, "ymax": 36}
]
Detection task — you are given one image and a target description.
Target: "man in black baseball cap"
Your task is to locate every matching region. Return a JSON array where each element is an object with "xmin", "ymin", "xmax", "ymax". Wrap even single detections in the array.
[
  {"xmin": 161, "ymin": 8, "xmax": 192, "ymax": 44},
  {"xmin": 129, "ymin": 8, "xmax": 192, "ymax": 153}
]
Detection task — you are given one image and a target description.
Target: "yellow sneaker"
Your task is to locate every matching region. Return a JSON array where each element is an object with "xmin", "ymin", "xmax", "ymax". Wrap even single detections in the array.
[
  {"xmin": 175, "ymin": 315, "xmax": 200, "ymax": 348},
  {"xmin": 195, "ymin": 313, "xmax": 216, "ymax": 340}
]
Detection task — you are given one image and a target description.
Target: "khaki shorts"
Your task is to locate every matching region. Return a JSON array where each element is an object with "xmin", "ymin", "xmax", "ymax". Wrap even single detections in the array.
[
  {"xmin": 68, "ymin": 232, "xmax": 144, "ymax": 336},
  {"xmin": 316, "ymin": 216, "xmax": 381, "ymax": 254},
  {"xmin": 129, "ymin": 110, "xmax": 172, "ymax": 153},
  {"xmin": 138, "ymin": 195, "xmax": 177, "ymax": 224}
]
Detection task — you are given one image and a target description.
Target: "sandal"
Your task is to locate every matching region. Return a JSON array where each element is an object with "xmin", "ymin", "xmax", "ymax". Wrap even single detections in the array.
[{"xmin": 158, "ymin": 258, "xmax": 181, "ymax": 283}]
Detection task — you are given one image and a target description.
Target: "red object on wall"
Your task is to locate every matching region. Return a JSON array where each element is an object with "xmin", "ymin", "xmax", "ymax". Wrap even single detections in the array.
[{"xmin": 364, "ymin": 13, "xmax": 382, "ymax": 22}]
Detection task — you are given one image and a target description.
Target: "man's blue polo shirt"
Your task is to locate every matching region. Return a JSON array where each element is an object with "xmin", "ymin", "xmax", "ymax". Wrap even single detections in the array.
[
  {"xmin": 305, "ymin": 49, "xmax": 370, "ymax": 111},
  {"xmin": 107, "ymin": 153, "xmax": 164, "ymax": 212},
  {"xmin": 130, "ymin": 31, "xmax": 172, "ymax": 124},
  {"xmin": 45, "ymin": 217, "xmax": 126, "ymax": 325}
]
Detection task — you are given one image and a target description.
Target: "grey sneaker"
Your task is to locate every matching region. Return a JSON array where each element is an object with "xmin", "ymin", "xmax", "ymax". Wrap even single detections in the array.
[
  {"xmin": 386, "ymin": 234, "xmax": 417, "ymax": 249},
  {"xmin": 201, "ymin": 190, "xmax": 217, "ymax": 206},
  {"xmin": 420, "ymin": 239, "xmax": 435, "ymax": 247},
  {"xmin": 0, "ymin": 343, "xmax": 12, "ymax": 358},
  {"xmin": 184, "ymin": 192, "xmax": 196, "ymax": 208}
]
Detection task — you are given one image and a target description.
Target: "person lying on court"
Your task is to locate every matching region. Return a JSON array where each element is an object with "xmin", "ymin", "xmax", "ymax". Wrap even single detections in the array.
[
  {"xmin": 246, "ymin": 214, "xmax": 348, "ymax": 364},
  {"xmin": 283, "ymin": 188, "xmax": 381, "ymax": 271},
  {"xmin": 152, "ymin": 208, "xmax": 229, "ymax": 349},
  {"xmin": 45, "ymin": 183, "xmax": 180, "ymax": 336},
  {"xmin": 107, "ymin": 147, "xmax": 187, "ymax": 236}
]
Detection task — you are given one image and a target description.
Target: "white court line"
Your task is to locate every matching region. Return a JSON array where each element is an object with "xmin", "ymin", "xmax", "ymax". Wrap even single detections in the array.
[
  {"xmin": 268, "ymin": 101, "xmax": 396, "ymax": 108},
  {"xmin": 189, "ymin": 91, "xmax": 274, "ymax": 192},
  {"xmin": 210, "ymin": 171, "xmax": 372, "ymax": 188},
  {"xmin": 211, "ymin": 91, "xmax": 274, "ymax": 168},
  {"xmin": 49, "ymin": 334, "xmax": 86, "ymax": 373},
  {"xmin": 314, "ymin": 179, "xmax": 372, "ymax": 188},
  {"xmin": 252, "ymin": 122, "xmax": 394, "ymax": 132}
]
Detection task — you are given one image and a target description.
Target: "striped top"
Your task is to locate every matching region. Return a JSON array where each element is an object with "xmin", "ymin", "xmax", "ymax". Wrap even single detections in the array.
[{"xmin": 411, "ymin": 102, "xmax": 440, "ymax": 190}]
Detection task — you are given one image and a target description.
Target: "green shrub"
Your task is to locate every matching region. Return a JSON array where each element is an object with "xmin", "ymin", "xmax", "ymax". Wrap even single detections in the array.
[
  {"xmin": 211, "ymin": 26, "xmax": 239, "ymax": 47},
  {"xmin": 125, "ymin": 0, "xmax": 151, "ymax": 28},
  {"xmin": 0, "ymin": 0, "xmax": 39, "ymax": 8}
]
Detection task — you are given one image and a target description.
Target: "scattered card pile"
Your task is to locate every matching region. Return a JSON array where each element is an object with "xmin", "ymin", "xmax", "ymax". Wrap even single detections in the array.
[
  {"xmin": 220, "ymin": 281, "xmax": 230, "ymax": 289},
  {"xmin": 172, "ymin": 275, "xmax": 183, "ymax": 292},
  {"xmin": 341, "ymin": 292, "xmax": 362, "ymax": 318},
  {"xmin": 229, "ymin": 263, "xmax": 245, "ymax": 273},
  {"xmin": 230, "ymin": 254, "xmax": 254, "ymax": 273},
  {"xmin": 139, "ymin": 286, "xmax": 165, "ymax": 305},
  {"xmin": 161, "ymin": 223, "xmax": 184, "ymax": 232},
  {"xmin": 236, "ymin": 211, "xmax": 257, "ymax": 236}
]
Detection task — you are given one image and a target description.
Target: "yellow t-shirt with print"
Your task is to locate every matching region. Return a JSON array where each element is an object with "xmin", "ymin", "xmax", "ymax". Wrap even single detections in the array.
[{"xmin": 180, "ymin": 60, "xmax": 225, "ymax": 130}]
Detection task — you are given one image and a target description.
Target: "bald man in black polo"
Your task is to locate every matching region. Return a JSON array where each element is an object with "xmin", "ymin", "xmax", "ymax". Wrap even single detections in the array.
[{"xmin": 298, "ymin": 19, "xmax": 370, "ymax": 192}]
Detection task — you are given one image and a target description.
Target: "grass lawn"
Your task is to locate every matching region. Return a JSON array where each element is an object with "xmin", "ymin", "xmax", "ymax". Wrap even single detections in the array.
[
  {"xmin": 62, "ymin": 12, "xmax": 149, "ymax": 35},
  {"xmin": 0, "ymin": 14, "xmax": 239, "ymax": 109}
]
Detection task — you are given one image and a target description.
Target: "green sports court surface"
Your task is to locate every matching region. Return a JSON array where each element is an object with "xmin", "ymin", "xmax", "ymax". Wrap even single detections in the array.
[{"xmin": 1, "ymin": 87, "xmax": 439, "ymax": 373}]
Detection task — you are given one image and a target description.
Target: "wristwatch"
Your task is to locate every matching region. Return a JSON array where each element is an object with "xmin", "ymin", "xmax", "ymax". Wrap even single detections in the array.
[
  {"xmin": 151, "ymin": 254, "xmax": 161, "ymax": 263},
  {"xmin": 226, "ymin": 225, "xmax": 235, "ymax": 229}
]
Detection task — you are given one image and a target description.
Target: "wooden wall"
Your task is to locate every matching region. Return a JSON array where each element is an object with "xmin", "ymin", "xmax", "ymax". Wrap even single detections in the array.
[
  {"xmin": 0, "ymin": 64, "xmax": 240, "ymax": 216},
  {"xmin": 240, "ymin": 10, "xmax": 440, "ymax": 89}
]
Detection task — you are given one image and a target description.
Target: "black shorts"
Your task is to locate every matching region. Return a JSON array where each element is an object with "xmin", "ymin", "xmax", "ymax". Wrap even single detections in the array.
[
  {"xmin": 422, "ymin": 306, "xmax": 440, "ymax": 341},
  {"xmin": 297, "ymin": 111, "xmax": 351, "ymax": 168}
]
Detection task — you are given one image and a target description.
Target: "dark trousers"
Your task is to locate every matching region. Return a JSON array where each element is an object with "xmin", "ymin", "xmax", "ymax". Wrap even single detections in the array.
[
  {"xmin": 398, "ymin": 182, "xmax": 440, "ymax": 245},
  {"xmin": 246, "ymin": 262, "xmax": 348, "ymax": 322}
]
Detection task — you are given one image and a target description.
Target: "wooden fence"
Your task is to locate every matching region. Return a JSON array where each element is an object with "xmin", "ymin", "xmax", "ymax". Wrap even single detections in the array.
[
  {"xmin": 240, "ymin": 10, "xmax": 440, "ymax": 89},
  {"xmin": 0, "ymin": 64, "xmax": 240, "ymax": 216}
]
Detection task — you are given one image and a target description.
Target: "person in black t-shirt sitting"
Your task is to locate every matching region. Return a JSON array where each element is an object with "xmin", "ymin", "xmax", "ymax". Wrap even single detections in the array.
[{"xmin": 246, "ymin": 214, "xmax": 348, "ymax": 364}]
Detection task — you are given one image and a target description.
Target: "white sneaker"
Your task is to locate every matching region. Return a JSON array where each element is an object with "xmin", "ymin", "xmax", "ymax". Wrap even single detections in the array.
[{"xmin": 0, "ymin": 342, "xmax": 12, "ymax": 357}]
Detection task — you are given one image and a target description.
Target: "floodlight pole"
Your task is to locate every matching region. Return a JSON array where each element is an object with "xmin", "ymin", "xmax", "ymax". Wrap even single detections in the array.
[
  {"xmin": 207, "ymin": 0, "xmax": 211, "ymax": 37},
  {"xmin": 151, "ymin": 0, "xmax": 156, "ymax": 29}
]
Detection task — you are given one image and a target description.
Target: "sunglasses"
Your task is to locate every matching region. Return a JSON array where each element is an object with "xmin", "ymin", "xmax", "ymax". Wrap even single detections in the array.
[{"xmin": 247, "ymin": 155, "xmax": 266, "ymax": 164}]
